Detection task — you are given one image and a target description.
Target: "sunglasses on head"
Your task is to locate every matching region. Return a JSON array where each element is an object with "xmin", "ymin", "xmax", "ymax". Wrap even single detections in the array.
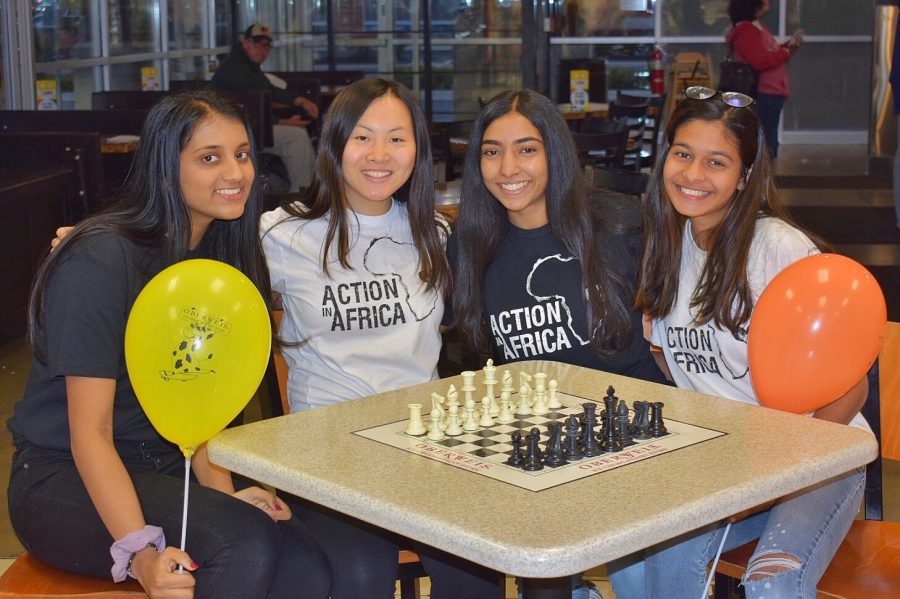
[{"xmin": 684, "ymin": 86, "xmax": 754, "ymax": 108}]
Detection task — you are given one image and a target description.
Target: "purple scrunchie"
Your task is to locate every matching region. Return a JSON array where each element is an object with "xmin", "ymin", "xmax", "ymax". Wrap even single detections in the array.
[{"xmin": 109, "ymin": 525, "xmax": 166, "ymax": 582}]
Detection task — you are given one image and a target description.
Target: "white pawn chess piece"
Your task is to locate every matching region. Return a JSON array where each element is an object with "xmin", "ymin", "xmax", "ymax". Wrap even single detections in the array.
[
  {"xmin": 497, "ymin": 391, "xmax": 515, "ymax": 424},
  {"xmin": 406, "ymin": 403, "xmax": 426, "ymax": 436},
  {"xmin": 445, "ymin": 404, "xmax": 462, "ymax": 436},
  {"xmin": 480, "ymin": 396, "xmax": 494, "ymax": 427},
  {"xmin": 463, "ymin": 398, "xmax": 479, "ymax": 431},
  {"xmin": 547, "ymin": 379, "xmax": 562, "ymax": 409},
  {"xmin": 532, "ymin": 383, "xmax": 549, "ymax": 415},
  {"xmin": 427, "ymin": 407, "xmax": 444, "ymax": 441},
  {"xmin": 515, "ymin": 384, "xmax": 532, "ymax": 416}
]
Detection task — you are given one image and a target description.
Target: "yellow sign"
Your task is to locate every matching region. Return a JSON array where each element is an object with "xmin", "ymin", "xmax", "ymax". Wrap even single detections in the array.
[
  {"xmin": 36, "ymin": 79, "xmax": 59, "ymax": 110},
  {"xmin": 141, "ymin": 66, "xmax": 160, "ymax": 91},
  {"xmin": 569, "ymin": 69, "xmax": 589, "ymax": 112}
]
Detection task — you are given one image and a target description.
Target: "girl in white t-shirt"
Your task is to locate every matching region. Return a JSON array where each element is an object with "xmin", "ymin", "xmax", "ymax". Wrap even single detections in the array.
[
  {"xmin": 607, "ymin": 87, "xmax": 871, "ymax": 599},
  {"xmin": 260, "ymin": 78, "xmax": 502, "ymax": 599}
]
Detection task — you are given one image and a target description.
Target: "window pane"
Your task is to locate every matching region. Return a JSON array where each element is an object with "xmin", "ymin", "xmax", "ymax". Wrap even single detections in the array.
[
  {"xmin": 109, "ymin": 61, "xmax": 157, "ymax": 90},
  {"xmin": 558, "ymin": 0, "xmax": 653, "ymax": 37},
  {"xmin": 33, "ymin": 68, "xmax": 97, "ymax": 109},
  {"xmin": 168, "ymin": 1, "xmax": 205, "ymax": 51},
  {"xmin": 214, "ymin": 0, "xmax": 232, "ymax": 47},
  {"xmin": 660, "ymin": 0, "xmax": 731, "ymax": 37},
  {"xmin": 786, "ymin": 0, "xmax": 873, "ymax": 36},
  {"xmin": 109, "ymin": 0, "xmax": 158, "ymax": 56},
  {"xmin": 32, "ymin": 0, "xmax": 98, "ymax": 62}
]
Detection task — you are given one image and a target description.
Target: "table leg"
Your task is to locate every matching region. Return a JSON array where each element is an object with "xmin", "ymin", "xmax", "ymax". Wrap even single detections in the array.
[{"xmin": 521, "ymin": 576, "xmax": 570, "ymax": 599}]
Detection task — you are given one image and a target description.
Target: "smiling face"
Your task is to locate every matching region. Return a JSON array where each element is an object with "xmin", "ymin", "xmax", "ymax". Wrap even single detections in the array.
[
  {"xmin": 340, "ymin": 93, "xmax": 416, "ymax": 216},
  {"xmin": 663, "ymin": 118, "xmax": 744, "ymax": 248},
  {"xmin": 179, "ymin": 114, "xmax": 254, "ymax": 248},
  {"xmin": 479, "ymin": 111, "xmax": 549, "ymax": 229}
]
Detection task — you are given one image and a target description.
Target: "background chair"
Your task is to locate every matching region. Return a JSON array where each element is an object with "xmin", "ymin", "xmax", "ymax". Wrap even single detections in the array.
[
  {"xmin": 713, "ymin": 321, "xmax": 900, "ymax": 598},
  {"xmin": 617, "ymin": 92, "xmax": 667, "ymax": 171},
  {"xmin": 590, "ymin": 165, "xmax": 649, "ymax": 197},
  {"xmin": 571, "ymin": 124, "xmax": 628, "ymax": 170},
  {"xmin": 607, "ymin": 101, "xmax": 648, "ymax": 172}
]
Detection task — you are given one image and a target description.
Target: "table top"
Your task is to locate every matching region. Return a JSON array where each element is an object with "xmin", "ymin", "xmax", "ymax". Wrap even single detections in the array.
[
  {"xmin": 558, "ymin": 102, "xmax": 609, "ymax": 120},
  {"xmin": 209, "ymin": 360, "xmax": 877, "ymax": 579}
]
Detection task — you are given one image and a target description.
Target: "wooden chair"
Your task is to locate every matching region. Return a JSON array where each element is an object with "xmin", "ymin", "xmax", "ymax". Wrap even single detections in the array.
[
  {"xmin": 0, "ymin": 551, "xmax": 147, "ymax": 598},
  {"xmin": 712, "ymin": 321, "xmax": 900, "ymax": 599},
  {"xmin": 572, "ymin": 126, "xmax": 628, "ymax": 170},
  {"xmin": 270, "ymin": 311, "xmax": 428, "ymax": 599},
  {"xmin": 608, "ymin": 101, "xmax": 648, "ymax": 172}
]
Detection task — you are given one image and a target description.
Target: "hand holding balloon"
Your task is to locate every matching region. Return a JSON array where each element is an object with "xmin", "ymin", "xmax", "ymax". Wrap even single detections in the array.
[{"xmin": 748, "ymin": 254, "xmax": 886, "ymax": 414}]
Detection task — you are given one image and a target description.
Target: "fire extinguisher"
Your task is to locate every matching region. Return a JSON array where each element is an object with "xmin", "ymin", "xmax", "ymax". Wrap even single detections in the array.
[{"xmin": 650, "ymin": 47, "xmax": 665, "ymax": 96}]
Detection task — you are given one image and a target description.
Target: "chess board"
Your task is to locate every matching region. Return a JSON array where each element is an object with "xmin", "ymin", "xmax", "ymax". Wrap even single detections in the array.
[{"xmin": 354, "ymin": 388, "xmax": 726, "ymax": 492}]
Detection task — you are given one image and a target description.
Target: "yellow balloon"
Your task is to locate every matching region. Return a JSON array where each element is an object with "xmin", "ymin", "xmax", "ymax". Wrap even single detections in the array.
[{"xmin": 125, "ymin": 259, "xmax": 271, "ymax": 456}]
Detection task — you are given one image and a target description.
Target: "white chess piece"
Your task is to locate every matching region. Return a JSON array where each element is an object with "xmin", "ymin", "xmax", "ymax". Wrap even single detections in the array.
[
  {"xmin": 431, "ymin": 392, "xmax": 447, "ymax": 431},
  {"xmin": 445, "ymin": 384, "xmax": 459, "ymax": 410},
  {"xmin": 497, "ymin": 391, "xmax": 515, "ymax": 424},
  {"xmin": 463, "ymin": 398, "xmax": 479, "ymax": 431},
  {"xmin": 406, "ymin": 403, "xmax": 426, "ymax": 436},
  {"xmin": 483, "ymin": 359, "xmax": 499, "ymax": 416},
  {"xmin": 427, "ymin": 407, "xmax": 444, "ymax": 441},
  {"xmin": 501, "ymin": 369, "xmax": 513, "ymax": 396},
  {"xmin": 547, "ymin": 379, "xmax": 562, "ymax": 409},
  {"xmin": 445, "ymin": 404, "xmax": 462, "ymax": 436},
  {"xmin": 461, "ymin": 371, "xmax": 476, "ymax": 408},
  {"xmin": 480, "ymin": 396, "xmax": 494, "ymax": 427},
  {"xmin": 515, "ymin": 384, "xmax": 532, "ymax": 416},
  {"xmin": 533, "ymin": 383, "xmax": 549, "ymax": 415}
]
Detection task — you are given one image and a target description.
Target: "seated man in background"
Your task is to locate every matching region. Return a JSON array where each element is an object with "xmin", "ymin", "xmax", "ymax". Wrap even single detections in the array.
[{"xmin": 212, "ymin": 23, "xmax": 318, "ymax": 191}]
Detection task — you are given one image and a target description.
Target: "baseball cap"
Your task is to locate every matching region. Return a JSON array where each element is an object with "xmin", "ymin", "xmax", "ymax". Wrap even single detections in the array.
[{"xmin": 243, "ymin": 23, "xmax": 273, "ymax": 42}]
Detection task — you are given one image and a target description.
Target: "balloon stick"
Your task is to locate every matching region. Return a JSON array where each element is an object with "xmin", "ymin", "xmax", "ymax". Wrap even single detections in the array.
[{"xmin": 178, "ymin": 455, "xmax": 191, "ymax": 574}]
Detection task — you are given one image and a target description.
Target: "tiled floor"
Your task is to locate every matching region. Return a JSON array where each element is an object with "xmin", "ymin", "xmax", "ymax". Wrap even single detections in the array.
[{"xmin": 0, "ymin": 144, "xmax": 896, "ymax": 597}]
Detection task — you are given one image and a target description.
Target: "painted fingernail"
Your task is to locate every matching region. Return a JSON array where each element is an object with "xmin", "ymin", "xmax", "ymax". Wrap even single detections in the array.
[
  {"xmin": 274, "ymin": 502, "xmax": 283, "ymax": 511},
  {"xmin": 190, "ymin": 562, "xmax": 200, "ymax": 570}
]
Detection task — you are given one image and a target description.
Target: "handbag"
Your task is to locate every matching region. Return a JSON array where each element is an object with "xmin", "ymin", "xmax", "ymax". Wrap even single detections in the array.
[{"xmin": 719, "ymin": 46, "xmax": 757, "ymax": 97}]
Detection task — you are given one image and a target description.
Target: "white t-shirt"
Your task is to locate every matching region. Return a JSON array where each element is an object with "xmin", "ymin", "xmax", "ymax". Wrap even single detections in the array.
[
  {"xmin": 261, "ymin": 200, "xmax": 443, "ymax": 412},
  {"xmin": 651, "ymin": 217, "xmax": 869, "ymax": 430}
]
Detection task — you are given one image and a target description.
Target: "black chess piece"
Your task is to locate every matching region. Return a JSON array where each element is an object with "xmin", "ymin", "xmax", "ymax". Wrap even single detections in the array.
[
  {"xmin": 600, "ymin": 400, "xmax": 623, "ymax": 453},
  {"xmin": 523, "ymin": 427, "xmax": 544, "ymax": 471},
  {"xmin": 563, "ymin": 415, "xmax": 583, "ymax": 461},
  {"xmin": 581, "ymin": 403, "xmax": 602, "ymax": 457},
  {"xmin": 506, "ymin": 430, "xmax": 525, "ymax": 467},
  {"xmin": 632, "ymin": 401, "xmax": 652, "ymax": 440},
  {"xmin": 544, "ymin": 421, "xmax": 567, "ymax": 467},
  {"xmin": 650, "ymin": 402, "xmax": 668, "ymax": 437},
  {"xmin": 616, "ymin": 400, "xmax": 634, "ymax": 447}
]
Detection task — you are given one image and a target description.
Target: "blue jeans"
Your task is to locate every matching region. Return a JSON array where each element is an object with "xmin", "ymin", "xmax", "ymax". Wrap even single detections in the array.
[
  {"xmin": 756, "ymin": 93, "xmax": 786, "ymax": 159},
  {"xmin": 8, "ymin": 441, "xmax": 332, "ymax": 599},
  {"xmin": 607, "ymin": 467, "xmax": 865, "ymax": 599}
]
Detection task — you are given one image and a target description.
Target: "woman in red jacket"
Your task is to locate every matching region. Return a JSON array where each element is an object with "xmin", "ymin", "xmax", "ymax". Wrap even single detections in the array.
[{"xmin": 726, "ymin": 0, "xmax": 802, "ymax": 158}]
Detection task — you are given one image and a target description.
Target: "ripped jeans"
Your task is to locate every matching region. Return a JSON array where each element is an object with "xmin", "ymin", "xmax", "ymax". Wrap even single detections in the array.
[{"xmin": 606, "ymin": 467, "xmax": 865, "ymax": 599}]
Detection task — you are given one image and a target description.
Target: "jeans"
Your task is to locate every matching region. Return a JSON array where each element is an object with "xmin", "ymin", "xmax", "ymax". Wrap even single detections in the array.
[
  {"xmin": 755, "ymin": 93, "xmax": 786, "ymax": 159},
  {"xmin": 270, "ymin": 124, "xmax": 315, "ymax": 190},
  {"xmin": 607, "ymin": 467, "xmax": 865, "ymax": 599},
  {"xmin": 292, "ymin": 498, "xmax": 505, "ymax": 599},
  {"xmin": 8, "ymin": 441, "xmax": 332, "ymax": 599}
]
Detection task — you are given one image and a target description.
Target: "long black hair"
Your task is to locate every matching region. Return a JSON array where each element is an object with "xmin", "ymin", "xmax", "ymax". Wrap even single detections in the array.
[
  {"xmin": 29, "ymin": 90, "xmax": 273, "ymax": 347},
  {"xmin": 637, "ymin": 94, "xmax": 828, "ymax": 335},
  {"xmin": 728, "ymin": 0, "xmax": 765, "ymax": 24},
  {"xmin": 451, "ymin": 89, "xmax": 634, "ymax": 355},
  {"xmin": 278, "ymin": 77, "xmax": 449, "ymax": 292}
]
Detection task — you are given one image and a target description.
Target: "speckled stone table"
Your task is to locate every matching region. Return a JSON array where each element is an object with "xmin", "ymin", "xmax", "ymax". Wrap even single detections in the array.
[{"xmin": 208, "ymin": 360, "xmax": 878, "ymax": 598}]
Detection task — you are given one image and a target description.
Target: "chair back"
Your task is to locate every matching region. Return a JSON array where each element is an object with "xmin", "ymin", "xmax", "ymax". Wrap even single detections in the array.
[
  {"xmin": 571, "ymin": 128, "xmax": 628, "ymax": 169},
  {"xmin": 91, "ymin": 91, "xmax": 169, "ymax": 111},
  {"xmin": 590, "ymin": 165, "xmax": 649, "ymax": 197},
  {"xmin": 169, "ymin": 79, "xmax": 211, "ymax": 92},
  {"xmin": 608, "ymin": 101, "xmax": 648, "ymax": 172}
]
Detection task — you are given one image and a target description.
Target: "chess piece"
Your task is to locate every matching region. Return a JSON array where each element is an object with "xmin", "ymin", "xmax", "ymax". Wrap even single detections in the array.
[
  {"xmin": 461, "ymin": 370, "xmax": 476, "ymax": 408},
  {"xmin": 519, "ymin": 371, "xmax": 533, "ymax": 404},
  {"xmin": 483, "ymin": 359, "xmax": 500, "ymax": 416},
  {"xmin": 506, "ymin": 431, "xmax": 524, "ymax": 467},
  {"xmin": 581, "ymin": 402, "xmax": 601, "ymax": 457},
  {"xmin": 501, "ymin": 369, "xmax": 513, "ymax": 397},
  {"xmin": 406, "ymin": 403, "xmax": 426, "ymax": 436},
  {"xmin": 445, "ymin": 404, "xmax": 463, "ymax": 436},
  {"xmin": 563, "ymin": 415, "xmax": 583, "ymax": 461},
  {"xmin": 616, "ymin": 400, "xmax": 634, "ymax": 447},
  {"xmin": 544, "ymin": 421, "xmax": 567, "ymax": 467},
  {"xmin": 632, "ymin": 401, "xmax": 652, "ymax": 440},
  {"xmin": 427, "ymin": 407, "xmax": 444, "ymax": 441},
  {"xmin": 600, "ymin": 401, "xmax": 623, "ymax": 453},
  {"xmin": 497, "ymin": 391, "xmax": 515, "ymax": 424},
  {"xmin": 547, "ymin": 379, "xmax": 562, "ymax": 409},
  {"xmin": 515, "ymin": 384, "xmax": 532, "ymax": 416},
  {"xmin": 532, "ymin": 383, "xmax": 549, "ymax": 415},
  {"xmin": 480, "ymin": 396, "xmax": 495, "ymax": 427},
  {"xmin": 463, "ymin": 397, "xmax": 479, "ymax": 431},
  {"xmin": 431, "ymin": 392, "xmax": 446, "ymax": 432},
  {"xmin": 650, "ymin": 402, "xmax": 668, "ymax": 437},
  {"xmin": 522, "ymin": 428, "xmax": 544, "ymax": 471}
]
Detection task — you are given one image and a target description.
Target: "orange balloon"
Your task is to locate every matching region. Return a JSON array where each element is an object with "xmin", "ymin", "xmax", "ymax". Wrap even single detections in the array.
[{"xmin": 748, "ymin": 254, "xmax": 886, "ymax": 413}]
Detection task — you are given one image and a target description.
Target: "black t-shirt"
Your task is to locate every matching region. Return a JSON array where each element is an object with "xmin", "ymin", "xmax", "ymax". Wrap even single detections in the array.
[
  {"xmin": 8, "ymin": 232, "xmax": 172, "ymax": 453},
  {"xmin": 447, "ymin": 223, "xmax": 666, "ymax": 385}
]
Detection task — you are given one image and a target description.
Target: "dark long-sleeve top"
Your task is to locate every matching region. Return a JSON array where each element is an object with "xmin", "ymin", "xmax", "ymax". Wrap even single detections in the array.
[{"xmin": 210, "ymin": 43, "xmax": 299, "ymax": 106}]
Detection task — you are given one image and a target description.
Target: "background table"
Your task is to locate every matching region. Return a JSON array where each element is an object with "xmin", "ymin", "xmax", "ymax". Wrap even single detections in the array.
[{"xmin": 209, "ymin": 360, "xmax": 877, "ymax": 596}]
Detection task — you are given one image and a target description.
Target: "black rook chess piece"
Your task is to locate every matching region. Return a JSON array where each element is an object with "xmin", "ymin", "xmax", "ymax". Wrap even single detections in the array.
[{"xmin": 650, "ymin": 402, "xmax": 668, "ymax": 437}]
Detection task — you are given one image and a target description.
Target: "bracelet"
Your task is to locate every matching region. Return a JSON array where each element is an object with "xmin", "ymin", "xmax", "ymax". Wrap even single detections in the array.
[
  {"xmin": 125, "ymin": 543, "xmax": 158, "ymax": 580},
  {"xmin": 110, "ymin": 525, "xmax": 166, "ymax": 582}
]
